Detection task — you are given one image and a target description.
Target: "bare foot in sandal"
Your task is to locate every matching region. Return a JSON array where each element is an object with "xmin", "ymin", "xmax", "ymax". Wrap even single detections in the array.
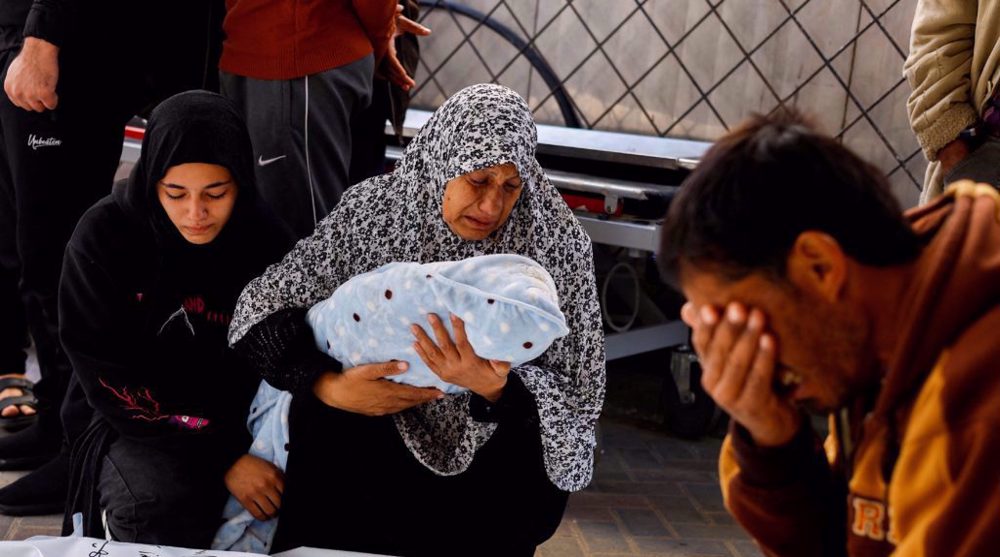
[{"xmin": 0, "ymin": 373, "xmax": 37, "ymax": 418}]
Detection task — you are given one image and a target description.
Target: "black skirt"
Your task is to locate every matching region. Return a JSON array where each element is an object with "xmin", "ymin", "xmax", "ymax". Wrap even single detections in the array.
[{"xmin": 272, "ymin": 391, "xmax": 569, "ymax": 557}]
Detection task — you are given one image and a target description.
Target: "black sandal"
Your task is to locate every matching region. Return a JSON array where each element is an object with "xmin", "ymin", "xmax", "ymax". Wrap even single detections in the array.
[{"xmin": 0, "ymin": 376, "xmax": 39, "ymax": 433}]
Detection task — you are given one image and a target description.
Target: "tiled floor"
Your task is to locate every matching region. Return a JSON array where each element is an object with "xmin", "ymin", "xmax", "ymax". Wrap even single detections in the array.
[
  {"xmin": 0, "ymin": 353, "xmax": 763, "ymax": 556},
  {"xmin": 0, "ymin": 498, "xmax": 62, "ymax": 543},
  {"xmin": 536, "ymin": 419, "xmax": 761, "ymax": 557}
]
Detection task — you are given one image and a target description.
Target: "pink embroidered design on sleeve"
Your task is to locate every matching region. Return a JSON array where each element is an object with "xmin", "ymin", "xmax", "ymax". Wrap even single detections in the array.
[
  {"xmin": 99, "ymin": 378, "xmax": 169, "ymax": 422},
  {"xmin": 99, "ymin": 378, "xmax": 211, "ymax": 430}
]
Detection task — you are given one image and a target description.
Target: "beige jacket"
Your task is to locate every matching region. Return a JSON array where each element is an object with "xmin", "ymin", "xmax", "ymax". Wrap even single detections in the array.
[{"xmin": 904, "ymin": 0, "xmax": 1000, "ymax": 203}]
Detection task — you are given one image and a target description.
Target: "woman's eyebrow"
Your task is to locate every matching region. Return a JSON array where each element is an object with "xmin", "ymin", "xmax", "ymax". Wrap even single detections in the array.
[{"xmin": 160, "ymin": 180, "xmax": 233, "ymax": 189}]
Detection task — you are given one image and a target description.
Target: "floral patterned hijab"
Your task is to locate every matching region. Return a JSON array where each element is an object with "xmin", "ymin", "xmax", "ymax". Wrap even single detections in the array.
[{"xmin": 230, "ymin": 84, "xmax": 605, "ymax": 491}]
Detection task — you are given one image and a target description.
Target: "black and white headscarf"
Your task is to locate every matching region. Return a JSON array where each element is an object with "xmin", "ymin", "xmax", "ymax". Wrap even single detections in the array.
[{"xmin": 229, "ymin": 84, "xmax": 605, "ymax": 491}]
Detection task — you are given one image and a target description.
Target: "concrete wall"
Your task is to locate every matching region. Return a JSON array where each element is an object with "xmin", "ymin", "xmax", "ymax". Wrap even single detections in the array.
[{"xmin": 411, "ymin": 0, "xmax": 924, "ymax": 206}]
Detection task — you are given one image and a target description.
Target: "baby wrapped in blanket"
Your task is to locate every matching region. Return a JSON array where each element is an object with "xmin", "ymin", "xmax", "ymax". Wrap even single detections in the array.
[
  {"xmin": 308, "ymin": 253, "xmax": 569, "ymax": 392},
  {"xmin": 214, "ymin": 253, "xmax": 569, "ymax": 552}
]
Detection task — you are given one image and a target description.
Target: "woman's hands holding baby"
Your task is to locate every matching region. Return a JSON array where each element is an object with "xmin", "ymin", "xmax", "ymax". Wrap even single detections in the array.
[
  {"xmin": 312, "ymin": 361, "xmax": 444, "ymax": 416},
  {"xmin": 411, "ymin": 313, "xmax": 511, "ymax": 402},
  {"xmin": 311, "ymin": 313, "xmax": 510, "ymax": 414}
]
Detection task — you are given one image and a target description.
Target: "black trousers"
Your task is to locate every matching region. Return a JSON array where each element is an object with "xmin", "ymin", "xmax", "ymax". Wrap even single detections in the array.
[
  {"xmin": 0, "ymin": 163, "xmax": 26, "ymax": 374},
  {"xmin": 98, "ymin": 437, "xmax": 229, "ymax": 548},
  {"xmin": 272, "ymin": 393, "xmax": 569, "ymax": 557},
  {"xmin": 220, "ymin": 55, "xmax": 374, "ymax": 239},
  {"xmin": 0, "ymin": 49, "xmax": 137, "ymax": 442},
  {"xmin": 348, "ymin": 77, "xmax": 392, "ymax": 185}
]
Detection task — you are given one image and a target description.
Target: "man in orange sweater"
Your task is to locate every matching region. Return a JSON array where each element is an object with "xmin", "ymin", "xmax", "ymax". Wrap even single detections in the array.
[
  {"xmin": 220, "ymin": 0, "xmax": 399, "ymax": 238},
  {"xmin": 659, "ymin": 112, "xmax": 1000, "ymax": 556}
]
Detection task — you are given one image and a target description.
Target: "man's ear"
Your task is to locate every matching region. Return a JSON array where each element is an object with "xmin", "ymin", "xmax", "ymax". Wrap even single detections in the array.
[{"xmin": 786, "ymin": 231, "xmax": 847, "ymax": 302}]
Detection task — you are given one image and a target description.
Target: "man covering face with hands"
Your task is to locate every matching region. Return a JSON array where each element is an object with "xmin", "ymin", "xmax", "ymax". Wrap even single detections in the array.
[{"xmin": 659, "ymin": 111, "xmax": 1000, "ymax": 557}]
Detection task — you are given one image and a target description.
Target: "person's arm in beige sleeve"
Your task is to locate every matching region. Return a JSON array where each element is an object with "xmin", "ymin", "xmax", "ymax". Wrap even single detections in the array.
[{"xmin": 903, "ymin": 0, "xmax": 979, "ymax": 169}]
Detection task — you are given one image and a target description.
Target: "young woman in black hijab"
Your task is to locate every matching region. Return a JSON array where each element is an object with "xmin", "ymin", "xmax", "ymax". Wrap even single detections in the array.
[{"xmin": 59, "ymin": 91, "xmax": 293, "ymax": 547}]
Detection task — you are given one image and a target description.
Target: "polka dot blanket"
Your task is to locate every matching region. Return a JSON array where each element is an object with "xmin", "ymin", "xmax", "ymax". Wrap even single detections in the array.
[{"xmin": 306, "ymin": 254, "xmax": 570, "ymax": 394}]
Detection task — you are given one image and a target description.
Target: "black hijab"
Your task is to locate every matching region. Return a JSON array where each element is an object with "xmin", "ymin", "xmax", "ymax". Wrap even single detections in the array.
[
  {"xmin": 114, "ymin": 89, "xmax": 263, "ymax": 252},
  {"xmin": 109, "ymin": 90, "xmax": 291, "ymax": 334}
]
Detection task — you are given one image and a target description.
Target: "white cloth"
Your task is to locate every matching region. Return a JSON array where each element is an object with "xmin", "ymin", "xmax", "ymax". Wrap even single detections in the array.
[{"xmin": 2, "ymin": 536, "xmax": 267, "ymax": 557}]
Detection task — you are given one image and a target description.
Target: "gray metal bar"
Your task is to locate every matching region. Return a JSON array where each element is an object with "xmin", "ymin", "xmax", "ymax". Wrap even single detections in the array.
[
  {"xmin": 677, "ymin": 158, "xmax": 700, "ymax": 170},
  {"xmin": 389, "ymin": 109, "xmax": 710, "ymax": 170},
  {"xmin": 121, "ymin": 138, "xmax": 141, "ymax": 164},
  {"xmin": 547, "ymin": 169, "xmax": 676, "ymax": 201},
  {"xmin": 605, "ymin": 321, "xmax": 689, "ymax": 361},
  {"xmin": 575, "ymin": 215, "xmax": 661, "ymax": 253}
]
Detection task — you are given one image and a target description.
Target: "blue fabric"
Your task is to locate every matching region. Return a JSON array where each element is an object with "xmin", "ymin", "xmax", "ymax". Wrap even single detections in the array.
[
  {"xmin": 306, "ymin": 254, "xmax": 570, "ymax": 393},
  {"xmin": 212, "ymin": 381, "xmax": 290, "ymax": 553}
]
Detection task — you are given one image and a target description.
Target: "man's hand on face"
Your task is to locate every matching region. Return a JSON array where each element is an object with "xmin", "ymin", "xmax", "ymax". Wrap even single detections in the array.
[{"xmin": 681, "ymin": 301, "xmax": 802, "ymax": 447}]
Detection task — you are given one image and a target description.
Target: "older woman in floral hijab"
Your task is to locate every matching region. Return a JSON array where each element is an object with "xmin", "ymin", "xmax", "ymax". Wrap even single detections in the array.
[{"xmin": 229, "ymin": 84, "xmax": 605, "ymax": 556}]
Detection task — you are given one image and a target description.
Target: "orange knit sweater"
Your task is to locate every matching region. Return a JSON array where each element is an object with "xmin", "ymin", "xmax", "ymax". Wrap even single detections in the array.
[{"xmin": 220, "ymin": 0, "xmax": 395, "ymax": 80}]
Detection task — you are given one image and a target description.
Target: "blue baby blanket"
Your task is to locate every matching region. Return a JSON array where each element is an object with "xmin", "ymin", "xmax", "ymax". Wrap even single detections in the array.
[
  {"xmin": 212, "ymin": 381, "xmax": 290, "ymax": 553},
  {"xmin": 306, "ymin": 254, "xmax": 570, "ymax": 393}
]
